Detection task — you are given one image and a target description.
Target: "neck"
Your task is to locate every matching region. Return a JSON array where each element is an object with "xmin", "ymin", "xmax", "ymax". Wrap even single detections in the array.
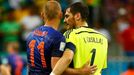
[
  {"xmin": 44, "ymin": 19, "xmax": 60, "ymax": 30},
  {"xmin": 76, "ymin": 21, "xmax": 88, "ymax": 28}
]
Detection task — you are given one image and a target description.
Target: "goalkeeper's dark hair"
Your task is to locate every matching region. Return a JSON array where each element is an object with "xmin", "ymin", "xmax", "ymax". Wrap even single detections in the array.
[{"xmin": 69, "ymin": 2, "xmax": 89, "ymax": 21}]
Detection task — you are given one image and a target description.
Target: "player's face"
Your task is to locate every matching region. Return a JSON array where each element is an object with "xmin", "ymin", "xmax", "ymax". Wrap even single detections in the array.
[{"xmin": 64, "ymin": 8, "xmax": 76, "ymax": 29}]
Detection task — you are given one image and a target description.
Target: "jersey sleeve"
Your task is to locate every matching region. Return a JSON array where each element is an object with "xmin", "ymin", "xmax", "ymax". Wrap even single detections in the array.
[
  {"xmin": 64, "ymin": 30, "xmax": 76, "ymax": 53},
  {"xmin": 102, "ymin": 55, "xmax": 107, "ymax": 69},
  {"xmin": 103, "ymin": 39, "xmax": 108, "ymax": 69},
  {"xmin": 51, "ymin": 36, "xmax": 66, "ymax": 57}
]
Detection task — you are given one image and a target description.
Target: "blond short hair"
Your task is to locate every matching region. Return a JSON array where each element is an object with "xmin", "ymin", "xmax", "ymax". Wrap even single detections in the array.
[{"xmin": 44, "ymin": 1, "xmax": 61, "ymax": 20}]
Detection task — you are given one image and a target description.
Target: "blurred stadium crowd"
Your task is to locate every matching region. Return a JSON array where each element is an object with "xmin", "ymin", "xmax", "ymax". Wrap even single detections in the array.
[{"xmin": 0, "ymin": 0, "xmax": 134, "ymax": 75}]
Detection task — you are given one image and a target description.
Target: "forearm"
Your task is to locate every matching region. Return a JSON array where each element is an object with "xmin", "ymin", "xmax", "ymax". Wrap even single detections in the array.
[
  {"xmin": 51, "ymin": 49, "xmax": 74, "ymax": 75},
  {"xmin": 1, "ymin": 65, "xmax": 11, "ymax": 75},
  {"xmin": 62, "ymin": 68, "xmax": 82, "ymax": 75},
  {"xmin": 52, "ymin": 56, "xmax": 72, "ymax": 75},
  {"xmin": 63, "ymin": 62, "xmax": 98, "ymax": 75}
]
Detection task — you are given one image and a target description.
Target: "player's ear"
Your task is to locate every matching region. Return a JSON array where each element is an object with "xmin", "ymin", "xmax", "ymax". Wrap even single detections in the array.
[
  {"xmin": 40, "ymin": 11, "xmax": 45, "ymax": 20},
  {"xmin": 74, "ymin": 13, "xmax": 81, "ymax": 21},
  {"xmin": 59, "ymin": 11, "xmax": 63, "ymax": 19}
]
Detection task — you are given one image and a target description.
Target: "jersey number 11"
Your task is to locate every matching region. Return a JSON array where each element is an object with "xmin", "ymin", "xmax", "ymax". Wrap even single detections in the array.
[{"xmin": 29, "ymin": 40, "xmax": 47, "ymax": 68}]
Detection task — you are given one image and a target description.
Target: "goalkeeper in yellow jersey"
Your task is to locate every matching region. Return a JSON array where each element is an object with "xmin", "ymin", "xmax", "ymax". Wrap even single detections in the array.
[{"xmin": 50, "ymin": 2, "xmax": 108, "ymax": 75}]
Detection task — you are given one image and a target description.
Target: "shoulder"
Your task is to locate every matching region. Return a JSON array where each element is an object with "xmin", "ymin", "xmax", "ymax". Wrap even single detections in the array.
[
  {"xmin": 54, "ymin": 31, "xmax": 65, "ymax": 39},
  {"xmin": 64, "ymin": 29, "xmax": 76, "ymax": 38},
  {"xmin": 44, "ymin": 27, "xmax": 65, "ymax": 40}
]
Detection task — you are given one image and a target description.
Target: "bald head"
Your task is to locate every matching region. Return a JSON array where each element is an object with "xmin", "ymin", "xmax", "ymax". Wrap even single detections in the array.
[{"xmin": 43, "ymin": 1, "xmax": 62, "ymax": 20}]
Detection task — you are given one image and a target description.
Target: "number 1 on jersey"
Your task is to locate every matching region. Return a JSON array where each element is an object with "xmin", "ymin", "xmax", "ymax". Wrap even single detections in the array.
[{"xmin": 90, "ymin": 49, "xmax": 96, "ymax": 66}]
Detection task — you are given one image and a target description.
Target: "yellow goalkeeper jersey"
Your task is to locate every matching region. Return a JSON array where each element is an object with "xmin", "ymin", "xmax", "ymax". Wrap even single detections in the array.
[{"xmin": 64, "ymin": 27, "xmax": 108, "ymax": 75}]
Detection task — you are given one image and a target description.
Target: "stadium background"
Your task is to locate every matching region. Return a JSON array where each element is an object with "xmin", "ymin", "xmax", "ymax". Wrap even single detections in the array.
[{"xmin": 0, "ymin": 0, "xmax": 134, "ymax": 75}]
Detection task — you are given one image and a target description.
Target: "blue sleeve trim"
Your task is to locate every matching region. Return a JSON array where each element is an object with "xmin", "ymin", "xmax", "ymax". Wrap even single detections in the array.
[
  {"xmin": 52, "ymin": 50, "xmax": 64, "ymax": 57},
  {"xmin": 65, "ymin": 42, "xmax": 76, "ymax": 53}
]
